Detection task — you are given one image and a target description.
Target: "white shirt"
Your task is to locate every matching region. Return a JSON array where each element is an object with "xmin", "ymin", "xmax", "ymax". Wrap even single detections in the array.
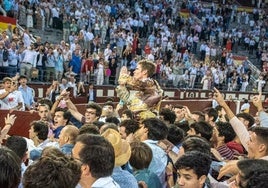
[
  {"xmin": 23, "ymin": 33, "xmax": 31, "ymax": 48},
  {"xmin": 91, "ymin": 177, "xmax": 120, "ymax": 188},
  {"xmin": 22, "ymin": 49, "xmax": 37, "ymax": 67},
  {"xmin": 0, "ymin": 89, "xmax": 25, "ymax": 110}
]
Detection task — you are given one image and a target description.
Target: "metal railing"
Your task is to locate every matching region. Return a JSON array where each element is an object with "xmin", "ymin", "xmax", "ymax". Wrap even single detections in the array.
[{"xmin": 16, "ymin": 24, "xmax": 36, "ymax": 43}]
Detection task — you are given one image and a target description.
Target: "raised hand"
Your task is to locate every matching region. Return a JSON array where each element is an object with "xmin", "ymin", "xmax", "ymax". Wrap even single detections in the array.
[
  {"xmin": 5, "ymin": 114, "xmax": 17, "ymax": 126},
  {"xmin": 252, "ymin": 92, "xmax": 263, "ymax": 111}
]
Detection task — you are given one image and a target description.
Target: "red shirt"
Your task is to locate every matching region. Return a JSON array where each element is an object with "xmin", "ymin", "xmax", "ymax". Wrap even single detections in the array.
[{"xmin": 81, "ymin": 59, "xmax": 93, "ymax": 73}]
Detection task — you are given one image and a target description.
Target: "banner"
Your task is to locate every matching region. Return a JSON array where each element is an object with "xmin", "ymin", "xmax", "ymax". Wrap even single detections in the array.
[{"xmin": 0, "ymin": 15, "xmax": 16, "ymax": 31}]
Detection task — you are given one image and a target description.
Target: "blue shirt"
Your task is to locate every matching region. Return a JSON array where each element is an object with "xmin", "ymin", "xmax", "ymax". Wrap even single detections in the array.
[
  {"xmin": 60, "ymin": 143, "xmax": 74, "ymax": 156},
  {"xmin": 143, "ymin": 140, "xmax": 167, "ymax": 187},
  {"xmin": 112, "ymin": 167, "xmax": 138, "ymax": 188},
  {"xmin": 69, "ymin": 54, "xmax": 81, "ymax": 74},
  {"xmin": 53, "ymin": 126, "xmax": 64, "ymax": 139},
  {"xmin": 134, "ymin": 168, "xmax": 162, "ymax": 188},
  {"xmin": 18, "ymin": 85, "xmax": 35, "ymax": 107}
]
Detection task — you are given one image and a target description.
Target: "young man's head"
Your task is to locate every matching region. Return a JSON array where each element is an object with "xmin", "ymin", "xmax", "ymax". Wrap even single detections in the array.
[
  {"xmin": 29, "ymin": 121, "xmax": 49, "ymax": 142},
  {"xmin": 101, "ymin": 101, "xmax": 115, "ymax": 117},
  {"xmin": 58, "ymin": 125, "xmax": 79, "ymax": 147},
  {"xmin": 136, "ymin": 118, "xmax": 168, "ymax": 141},
  {"xmin": 133, "ymin": 59, "xmax": 156, "ymax": 80},
  {"xmin": 38, "ymin": 104, "xmax": 51, "ymax": 122},
  {"xmin": 0, "ymin": 147, "xmax": 21, "ymax": 188},
  {"xmin": 180, "ymin": 136, "xmax": 211, "ymax": 157},
  {"xmin": 173, "ymin": 105, "xmax": 186, "ymax": 122},
  {"xmin": 235, "ymin": 159, "xmax": 268, "ymax": 188},
  {"xmin": 167, "ymin": 125, "xmax": 185, "ymax": 147},
  {"xmin": 5, "ymin": 136, "xmax": 27, "ymax": 162},
  {"xmin": 121, "ymin": 109, "xmax": 133, "ymax": 121},
  {"xmin": 54, "ymin": 107, "xmax": 71, "ymax": 127},
  {"xmin": 119, "ymin": 119, "xmax": 139, "ymax": 139},
  {"xmin": 84, "ymin": 102, "xmax": 102, "ymax": 123},
  {"xmin": 247, "ymin": 127, "xmax": 268, "ymax": 159},
  {"xmin": 214, "ymin": 121, "xmax": 236, "ymax": 144},
  {"xmin": 129, "ymin": 141, "xmax": 153, "ymax": 170},
  {"xmin": 23, "ymin": 155, "xmax": 81, "ymax": 188},
  {"xmin": 72, "ymin": 134, "xmax": 115, "ymax": 187},
  {"xmin": 204, "ymin": 107, "xmax": 218, "ymax": 125},
  {"xmin": 191, "ymin": 111, "xmax": 205, "ymax": 122},
  {"xmin": 237, "ymin": 113, "xmax": 255, "ymax": 129},
  {"xmin": 175, "ymin": 151, "xmax": 212, "ymax": 188},
  {"xmin": 187, "ymin": 121, "xmax": 213, "ymax": 141},
  {"xmin": 18, "ymin": 75, "xmax": 28, "ymax": 86},
  {"xmin": 2, "ymin": 77, "xmax": 12, "ymax": 90},
  {"xmin": 159, "ymin": 108, "xmax": 176, "ymax": 125}
]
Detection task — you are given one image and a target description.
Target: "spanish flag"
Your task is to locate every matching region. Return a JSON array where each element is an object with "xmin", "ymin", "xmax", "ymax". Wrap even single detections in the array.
[{"xmin": 0, "ymin": 15, "xmax": 16, "ymax": 31}]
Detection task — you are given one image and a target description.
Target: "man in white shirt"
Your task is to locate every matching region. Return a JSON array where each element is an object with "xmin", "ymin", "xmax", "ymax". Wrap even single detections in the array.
[
  {"xmin": 72, "ymin": 134, "xmax": 120, "ymax": 188},
  {"xmin": 20, "ymin": 44, "xmax": 37, "ymax": 81},
  {"xmin": 0, "ymin": 77, "xmax": 22, "ymax": 110}
]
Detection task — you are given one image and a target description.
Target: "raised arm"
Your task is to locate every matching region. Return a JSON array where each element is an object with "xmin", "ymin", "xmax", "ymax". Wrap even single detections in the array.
[
  {"xmin": 213, "ymin": 88, "xmax": 249, "ymax": 151},
  {"xmin": 0, "ymin": 114, "xmax": 17, "ymax": 144},
  {"xmin": 65, "ymin": 98, "xmax": 84, "ymax": 123},
  {"xmin": 252, "ymin": 92, "xmax": 268, "ymax": 127}
]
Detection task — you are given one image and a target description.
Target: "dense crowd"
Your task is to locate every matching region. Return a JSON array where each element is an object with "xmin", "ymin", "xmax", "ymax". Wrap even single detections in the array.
[
  {"xmin": 1, "ymin": 72, "xmax": 268, "ymax": 187},
  {"xmin": 1, "ymin": 1, "xmax": 268, "ymax": 187},
  {"xmin": 0, "ymin": 0, "xmax": 267, "ymax": 92}
]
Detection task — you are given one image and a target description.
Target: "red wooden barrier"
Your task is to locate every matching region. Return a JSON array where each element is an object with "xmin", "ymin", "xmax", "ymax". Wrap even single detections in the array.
[
  {"xmin": 0, "ymin": 100, "xmax": 258, "ymax": 138},
  {"xmin": 0, "ymin": 110, "xmax": 40, "ymax": 138}
]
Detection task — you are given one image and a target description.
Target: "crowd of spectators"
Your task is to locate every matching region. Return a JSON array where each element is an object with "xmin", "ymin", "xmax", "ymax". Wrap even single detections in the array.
[
  {"xmin": 1, "ymin": 74, "xmax": 268, "ymax": 187},
  {"xmin": 1, "ymin": 1, "xmax": 268, "ymax": 188},
  {"xmin": 0, "ymin": 0, "xmax": 267, "ymax": 92}
]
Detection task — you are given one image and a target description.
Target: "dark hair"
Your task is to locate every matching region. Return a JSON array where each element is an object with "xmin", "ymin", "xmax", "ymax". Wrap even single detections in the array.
[
  {"xmin": 182, "ymin": 136, "xmax": 211, "ymax": 156},
  {"xmin": 55, "ymin": 107, "xmax": 72, "ymax": 124},
  {"xmin": 79, "ymin": 124, "xmax": 100, "ymax": 135},
  {"xmin": 92, "ymin": 121, "xmax": 105, "ymax": 129},
  {"xmin": 250, "ymin": 127, "xmax": 268, "ymax": 155},
  {"xmin": 175, "ymin": 151, "xmax": 212, "ymax": 179},
  {"xmin": 0, "ymin": 147, "xmax": 21, "ymax": 188},
  {"xmin": 237, "ymin": 159, "xmax": 268, "ymax": 188},
  {"xmin": 189, "ymin": 121, "xmax": 213, "ymax": 141},
  {"xmin": 76, "ymin": 134, "xmax": 115, "ymax": 179},
  {"xmin": 236, "ymin": 113, "xmax": 255, "ymax": 128},
  {"xmin": 5, "ymin": 136, "xmax": 27, "ymax": 160},
  {"xmin": 122, "ymin": 109, "xmax": 133, "ymax": 119},
  {"xmin": 129, "ymin": 141, "xmax": 152, "ymax": 170},
  {"xmin": 100, "ymin": 123, "xmax": 119, "ymax": 134},
  {"xmin": 23, "ymin": 155, "xmax": 81, "ymax": 188},
  {"xmin": 37, "ymin": 98, "xmax": 53, "ymax": 110},
  {"xmin": 167, "ymin": 125, "xmax": 185, "ymax": 146},
  {"xmin": 103, "ymin": 101, "xmax": 114, "ymax": 109},
  {"xmin": 216, "ymin": 121, "xmax": 236, "ymax": 143},
  {"xmin": 119, "ymin": 119, "xmax": 139, "ymax": 136},
  {"xmin": 204, "ymin": 107, "xmax": 218, "ymax": 122},
  {"xmin": 86, "ymin": 102, "xmax": 102, "ymax": 117},
  {"xmin": 105, "ymin": 116, "xmax": 120, "ymax": 125},
  {"xmin": 191, "ymin": 111, "xmax": 205, "ymax": 122},
  {"xmin": 41, "ymin": 147, "xmax": 66, "ymax": 158},
  {"xmin": 160, "ymin": 108, "xmax": 176, "ymax": 124},
  {"xmin": 142, "ymin": 118, "xmax": 168, "ymax": 140},
  {"xmin": 174, "ymin": 121, "xmax": 190, "ymax": 133},
  {"xmin": 31, "ymin": 121, "xmax": 49, "ymax": 140}
]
